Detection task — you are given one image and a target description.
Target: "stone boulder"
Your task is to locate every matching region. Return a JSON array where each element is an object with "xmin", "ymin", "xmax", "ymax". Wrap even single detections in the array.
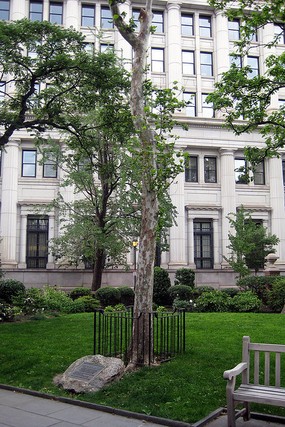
[{"xmin": 54, "ymin": 354, "xmax": 125, "ymax": 393}]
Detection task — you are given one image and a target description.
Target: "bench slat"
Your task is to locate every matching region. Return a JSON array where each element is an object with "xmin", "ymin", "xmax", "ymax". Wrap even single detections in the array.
[
  {"xmin": 276, "ymin": 353, "xmax": 281, "ymax": 387},
  {"xmin": 234, "ymin": 384, "xmax": 285, "ymax": 406},
  {"xmin": 249, "ymin": 343, "xmax": 285, "ymax": 353}
]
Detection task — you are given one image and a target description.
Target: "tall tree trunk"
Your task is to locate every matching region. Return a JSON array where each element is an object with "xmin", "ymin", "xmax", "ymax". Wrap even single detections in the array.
[
  {"xmin": 110, "ymin": 0, "xmax": 157, "ymax": 366},
  {"xmin": 91, "ymin": 248, "xmax": 106, "ymax": 291}
]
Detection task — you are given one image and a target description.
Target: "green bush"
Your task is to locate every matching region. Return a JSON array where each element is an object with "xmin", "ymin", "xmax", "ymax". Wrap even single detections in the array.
[
  {"xmin": 68, "ymin": 298, "xmax": 86, "ymax": 313},
  {"xmin": 13, "ymin": 288, "xmax": 46, "ymax": 315},
  {"xmin": 119, "ymin": 286, "xmax": 135, "ymax": 306},
  {"xmin": 153, "ymin": 267, "xmax": 171, "ymax": 306},
  {"xmin": 69, "ymin": 287, "xmax": 92, "ymax": 301},
  {"xmin": 221, "ymin": 287, "xmax": 240, "ymax": 298},
  {"xmin": 0, "ymin": 279, "xmax": 25, "ymax": 303},
  {"xmin": 237, "ymin": 275, "xmax": 277, "ymax": 304},
  {"xmin": 172, "ymin": 298, "xmax": 192, "ymax": 311},
  {"xmin": 174, "ymin": 268, "xmax": 195, "ymax": 288},
  {"xmin": 41, "ymin": 286, "xmax": 73, "ymax": 313},
  {"xmin": 95, "ymin": 287, "xmax": 121, "ymax": 307},
  {"xmin": 168, "ymin": 285, "xmax": 192, "ymax": 303},
  {"xmin": 191, "ymin": 286, "xmax": 215, "ymax": 300},
  {"xmin": 76, "ymin": 296, "xmax": 100, "ymax": 312},
  {"xmin": 195, "ymin": 290, "xmax": 231, "ymax": 312},
  {"xmin": 230, "ymin": 291, "xmax": 262, "ymax": 312},
  {"xmin": 268, "ymin": 278, "xmax": 285, "ymax": 312},
  {"xmin": 0, "ymin": 302, "xmax": 20, "ymax": 321}
]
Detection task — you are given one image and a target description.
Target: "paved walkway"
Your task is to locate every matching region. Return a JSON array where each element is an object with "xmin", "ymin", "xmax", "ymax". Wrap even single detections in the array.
[{"xmin": 1, "ymin": 387, "xmax": 285, "ymax": 427}]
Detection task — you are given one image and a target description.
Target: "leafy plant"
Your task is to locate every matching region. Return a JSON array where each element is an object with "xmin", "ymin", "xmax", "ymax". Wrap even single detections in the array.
[
  {"xmin": 237, "ymin": 275, "xmax": 276, "ymax": 304},
  {"xmin": 95, "ymin": 287, "xmax": 121, "ymax": 307},
  {"xmin": 168, "ymin": 285, "xmax": 192, "ymax": 303},
  {"xmin": 191, "ymin": 286, "xmax": 215, "ymax": 300},
  {"xmin": 172, "ymin": 298, "xmax": 192, "ymax": 311},
  {"xmin": 230, "ymin": 291, "xmax": 261, "ymax": 312},
  {"xmin": 0, "ymin": 303, "xmax": 20, "ymax": 322},
  {"xmin": 268, "ymin": 279, "xmax": 285, "ymax": 312},
  {"xmin": 69, "ymin": 287, "xmax": 92, "ymax": 301},
  {"xmin": 0, "ymin": 279, "xmax": 25, "ymax": 304},
  {"xmin": 174, "ymin": 268, "xmax": 195, "ymax": 288},
  {"xmin": 195, "ymin": 290, "xmax": 231, "ymax": 312},
  {"xmin": 153, "ymin": 267, "xmax": 171, "ymax": 306},
  {"xmin": 75, "ymin": 296, "xmax": 100, "ymax": 312},
  {"xmin": 119, "ymin": 286, "xmax": 135, "ymax": 306}
]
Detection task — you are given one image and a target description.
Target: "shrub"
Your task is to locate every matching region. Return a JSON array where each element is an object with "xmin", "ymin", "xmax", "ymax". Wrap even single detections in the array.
[
  {"xmin": 0, "ymin": 303, "xmax": 20, "ymax": 322},
  {"xmin": 119, "ymin": 286, "xmax": 135, "ymax": 306},
  {"xmin": 191, "ymin": 286, "xmax": 215, "ymax": 300},
  {"xmin": 195, "ymin": 290, "xmax": 231, "ymax": 312},
  {"xmin": 153, "ymin": 267, "xmax": 171, "ymax": 306},
  {"xmin": 174, "ymin": 268, "xmax": 195, "ymax": 288},
  {"xmin": 76, "ymin": 296, "xmax": 100, "ymax": 312},
  {"xmin": 237, "ymin": 275, "xmax": 277, "ymax": 304},
  {"xmin": 13, "ymin": 288, "xmax": 46, "ymax": 314},
  {"xmin": 95, "ymin": 287, "xmax": 121, "ymax": 307},
  {"xmin": 221, "ymin": 287, "xmax": 240, "ymax": 298},
  {"xmin": 0, "ymin": 279, "xmax": 25, "ymax": 303},
  {"xmin": 168, "ymin": 285, "xmax": 192, "ymax": 303},
  {"xmin": 268, "ymin": 279, "xmax": 285, "ymax": 312},
  {"xmin": 68, "ymin": 298, "xmax": 86, "ymax": 313},
  {"xmin": 69, "ymin": 287, "xmax": 91, "ymax": 301},
  {"xmin": 230, "ymin": 291, "xmax": 262, "ymax": 312},
  {"xmin": 41, "ymin": 286, "xmax": 73, "ymax": 313},
  {"xmin": 156, "ymin": 305, "xmax": 167, "ymax": 313},
  {"xmin": 172, "ymin": 298, "xmax": 192, "ymax": 311}
]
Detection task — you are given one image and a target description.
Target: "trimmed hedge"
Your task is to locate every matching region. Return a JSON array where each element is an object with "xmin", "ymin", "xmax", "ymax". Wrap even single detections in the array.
[
  {"xmin": 168, "ymin": 285, "xmax": 192, "ymax": 303},
  {"xmin": 0, "ymin": 279, "xmax": 25, "ymax": 304},
  {"xmin": 153, "ymin": 267, "xmax": 171, "ymax": 306},
  {"xmin": 174, "ymin": 268, "xmax": 195, "ymax": 288},
  {"xmin": 95, "ymin": 286, "xmax": 121, "ymax": 307}
]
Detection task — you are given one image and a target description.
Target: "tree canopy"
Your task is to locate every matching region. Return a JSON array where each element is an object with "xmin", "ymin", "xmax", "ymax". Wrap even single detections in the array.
[{"xmin": 208, "ymin": 0, "xmax": 285, "ymax": 165}]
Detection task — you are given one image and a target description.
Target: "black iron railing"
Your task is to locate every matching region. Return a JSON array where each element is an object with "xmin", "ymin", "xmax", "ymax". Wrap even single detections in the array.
[{"xmin": 94, "ymin": 307, "xmax": 185, "ymax": 365}]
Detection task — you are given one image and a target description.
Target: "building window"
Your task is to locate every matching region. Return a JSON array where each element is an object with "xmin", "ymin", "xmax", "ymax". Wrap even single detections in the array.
[
  {"xmin": 202, "ymin": 93, "xmax": 214, "ymax": 118},
  {"xmin": 247, "ymin": 56, "xmax": 259, "ymax": 78},
  {"xmin": 185, "ymin": 156, "xmax": 198, "ymax": 182},
  {"xmin": 26, "ymin": 216, "xmax": 48, "ymax": 269},
  {"xmin": 132, "ymin": 9, "xmax": 140, "ymax": 30},
  {"xmin": 83, "ymin": 42, "xmax": 94, "ymax": 55},
  {"xmin": 153, "ymin": 11, "xmax": 164, "ymax": 33},
  {"xmin": 151, "ymin": 48, "xmax": 164, "ymax": 72},
  {"xmin": 204, "ymin": 157, "xmax": 217, "ymax": 183},
  {"xmin": 253, "ymin": 160, "xmax": 265, "ymax": 185},
  {"xmin": 29, "ymin": 1, "xmax": 43, "ymax": 21},
  {"xmin": 101, "ymin": 6, "xmax": 113, "ymax": 29},
  {"xmin": 228, "ymin": 19, "xmax": 240, "ymax": 41},
  {"xmin": 274, "ymin": 23, "xmax": 285, "ymax": 44},
  {"xmin": 194, "ymin": 220, "xmax": 213, "ymax": 269},
  {"xmin": 81, "ymin": 4, "xmax": 95, "ymax": 27},
  {"xmin": 182, "ymin": 50, "xmax": 195, "ymax": 75},
  {"xmin": 181, "ymin": 13, "xmax": 194, "ymax": 36},
  {"xmin": 230, "ymin": 54, "xmax": 242, "ymax": 68},
  {"xmin": 250, "ymin": 30, "xmax": 258, "ymax": 42},
  {"xmin": 0, "ymin": 0, "xmax": 9, "ymax": 20},
  {"xmin": 22, "ymin": 150, "xmax": 37, "ymax": 177},
  {"xmin": 49, "ymin": 2, "xmax": 63, "ymax": 24},
  {"xmin": 235, "ymin": 158, "xmax": 247, "ymax": 184},
  {"xmin": 100, "ymin": 43, "xmax": 114, "ymax": 52},
  {"xmin": 183, "ymin": 92, "xmax": 196, "ymax": 117},
  {"xmin": 200, "ymin": 52, "xmax": 213, "ymax": 77},
  {"xmin": 199, "ymin": 15, "xmax": 211, "ymax": 37},
  {"xmin": 43, "ymin": 155, "xmax": 57, "ymax": 178}
]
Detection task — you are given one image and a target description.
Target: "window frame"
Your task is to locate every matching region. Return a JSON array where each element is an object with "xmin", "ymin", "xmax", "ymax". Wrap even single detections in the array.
[
  {"xmin": 0, "ymin": 0, "xmax": 9, "ymax": 20},
  {"xmin": 183, "ymin": 92, "xmax": 196, "ymax": 117},
  {"xmin": 204, "ymin": 156, "xmax": 217, "ymax": 183},
  {"xmin": 228, "ymin": 19, "xmax": 240, "ymax": 41},
  {"xmin": 26, "ymin": 215, "xmax": 49, "ymax": 269},
  {"xmin": 81, "ymin": 4, "xmax": 95, "ymax": 27},
  {"xmin": 185, "ymin": 155, "xmax": 198, "ymax": 182},
  {"xmin": 182, "ymin": 50, "xmax": 195, "ymax": 75},
  {"xmin": 200, "ymin": 52, "xmax": 213, "ymax": 77},
  {"xmin": 152, "ymin": 11, "xmax": 164, "ymax": 33},
  {"xmin": 101, "ymin": 6, "xmax": 114, "ymax": 29},
  {"xmin": 199, "ymin": 15, "xmax": 212, "ymax": 38},
  {"xmin": 194, "ymin": 220, "xmax": 214, "ymax": 269},
  {"xmin": 253, "ymin": 160, "xmax": 265, "ymax": 185},
  {"xmin": 181, "ymin": 13, "xmax": 194, "ymax": 37},
  {"xmin": 151, "ymin": 47, "xmax": 165, "ymax": 73},
  {"xmin": 43, "ymin": 154, "xmax": 57, "ymax": 178},
  {"xmin": 247, "ymin": 56, "xmax": 259, "ymax": 78},
  {"xmin": 22, "ymin": 149, "xmax": 37, "ymax": 178},
  {"xmin": 29, "ymin": 0, "xmax": 43, "ymax": 21},
  {"xmin": 202, "ymin": 93, "xmax": 214, "ymax": 118},
  {"xmin": 235, "ymin": 158, "xmax": 248, "ymax": 184},
  {"xmin": 49, "ymin": 1, "xmax": 63, "ymax": 25}
]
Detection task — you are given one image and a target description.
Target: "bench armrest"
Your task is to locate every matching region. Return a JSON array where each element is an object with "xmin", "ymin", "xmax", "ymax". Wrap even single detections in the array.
[{"xmin": 223, "ymin": 362, "xmax": 247, "ymax": 381}]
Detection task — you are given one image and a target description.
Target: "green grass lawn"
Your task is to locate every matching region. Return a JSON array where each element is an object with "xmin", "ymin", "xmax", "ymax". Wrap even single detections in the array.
[{"xmin": 1, "ymin": 312, "xmax": 285, "ymax": 423}]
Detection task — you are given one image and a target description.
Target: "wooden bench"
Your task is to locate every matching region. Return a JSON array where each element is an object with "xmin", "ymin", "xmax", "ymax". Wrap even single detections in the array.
[{"xmin": 224, "ymin": 336, "xmax": 285, "ymax": 427}]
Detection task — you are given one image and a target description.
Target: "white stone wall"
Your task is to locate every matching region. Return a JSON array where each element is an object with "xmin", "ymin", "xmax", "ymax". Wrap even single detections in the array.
[{"xmin": 1, "ymin": 0, "xmax": 285, "ymax": 287}]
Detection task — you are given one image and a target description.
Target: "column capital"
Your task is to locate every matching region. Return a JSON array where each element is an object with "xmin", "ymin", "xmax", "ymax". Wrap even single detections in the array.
[
  {"xmin": 167, "ymin": 0, "xmax": 181, "ymax": 10},
  {"xmin": 219, "ymin": 148, "xmax": 237, "ymax": 156}
]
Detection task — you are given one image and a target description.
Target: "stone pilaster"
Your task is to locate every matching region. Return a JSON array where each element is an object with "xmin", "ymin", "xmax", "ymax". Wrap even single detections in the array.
[
  {"xmin": 66, "ymin": 0, "xmax": 79, "ymax": 29},
  {"xmin": 167, "ymin": 0, "xmax": 182, "ymax": 87}
]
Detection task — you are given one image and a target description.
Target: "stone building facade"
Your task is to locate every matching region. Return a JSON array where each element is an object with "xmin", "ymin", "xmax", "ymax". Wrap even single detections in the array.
[{"xmin": 1, "ymin": 0, "xmax": 285, "ymax": 288}]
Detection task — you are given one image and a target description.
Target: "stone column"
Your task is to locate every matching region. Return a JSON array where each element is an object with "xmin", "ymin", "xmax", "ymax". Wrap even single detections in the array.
[
  {"xmin": 168, "ymin": 169, "xmax": 187, "ymax": 267},
  {"xmin": 167, "ymin": 0, "xmax": 182, "ymax": 87},
  {"xmin": 47, "ymin": 213, "xmax": 55, "ymax": 268},
  {"xmin": 213, "ymin": 218, "xmax": 220, "ymax": 269},
  {"xmin": 18, "ymin": 210, "xmax": 27, "ymax": 268},
  {"xmin": 1, "ymin": 140, "xmax": 19, "ymax": 268},
  {"xmin": 220, "ymin": 148, "xmax": 236, "ymax": 266},
  {"xmin": 268, "ymin": 157, "xmax": 285, "ymax": 263},
  {"xmin": 11, "ymin": 0, "xmax": 26, "ymax": 20},
  {"xmin": 66, "ymin": 0, "xmax": 79, "ymax": 29},
  {"xmin": 187, "ymin": 214, "xmax": 195, "ymax": 268},
  {"xmin": 215, "ymin": 11, "xmax": 230, "ymax": 76}
]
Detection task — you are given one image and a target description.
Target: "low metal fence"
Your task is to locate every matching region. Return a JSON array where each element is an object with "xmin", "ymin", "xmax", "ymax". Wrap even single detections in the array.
[{"xmin": 93, "ymin": 307, "xmax": 185, "ymax": 365}]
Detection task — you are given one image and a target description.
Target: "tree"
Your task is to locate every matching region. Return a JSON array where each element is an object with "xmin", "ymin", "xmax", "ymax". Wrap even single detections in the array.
[
  {"xmin": 225, "ymin": 206, "xmax": 279, "ymax": 277},
  {"xmin": 0, "ymin": 19, "xmax": 88, "ymax": 146},
  {"xmin": 108, "ymin": 1, "xmax": 185, "ymax": 366},
  {"xmin": 208, "ymin": 0, "xmax": 285, "ymax": 166}
]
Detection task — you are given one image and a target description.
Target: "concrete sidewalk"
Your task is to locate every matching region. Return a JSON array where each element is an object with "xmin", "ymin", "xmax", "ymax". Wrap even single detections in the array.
[{"xmin": 1, "ymin": 386, "xmax": 285, "ymax": 427}]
